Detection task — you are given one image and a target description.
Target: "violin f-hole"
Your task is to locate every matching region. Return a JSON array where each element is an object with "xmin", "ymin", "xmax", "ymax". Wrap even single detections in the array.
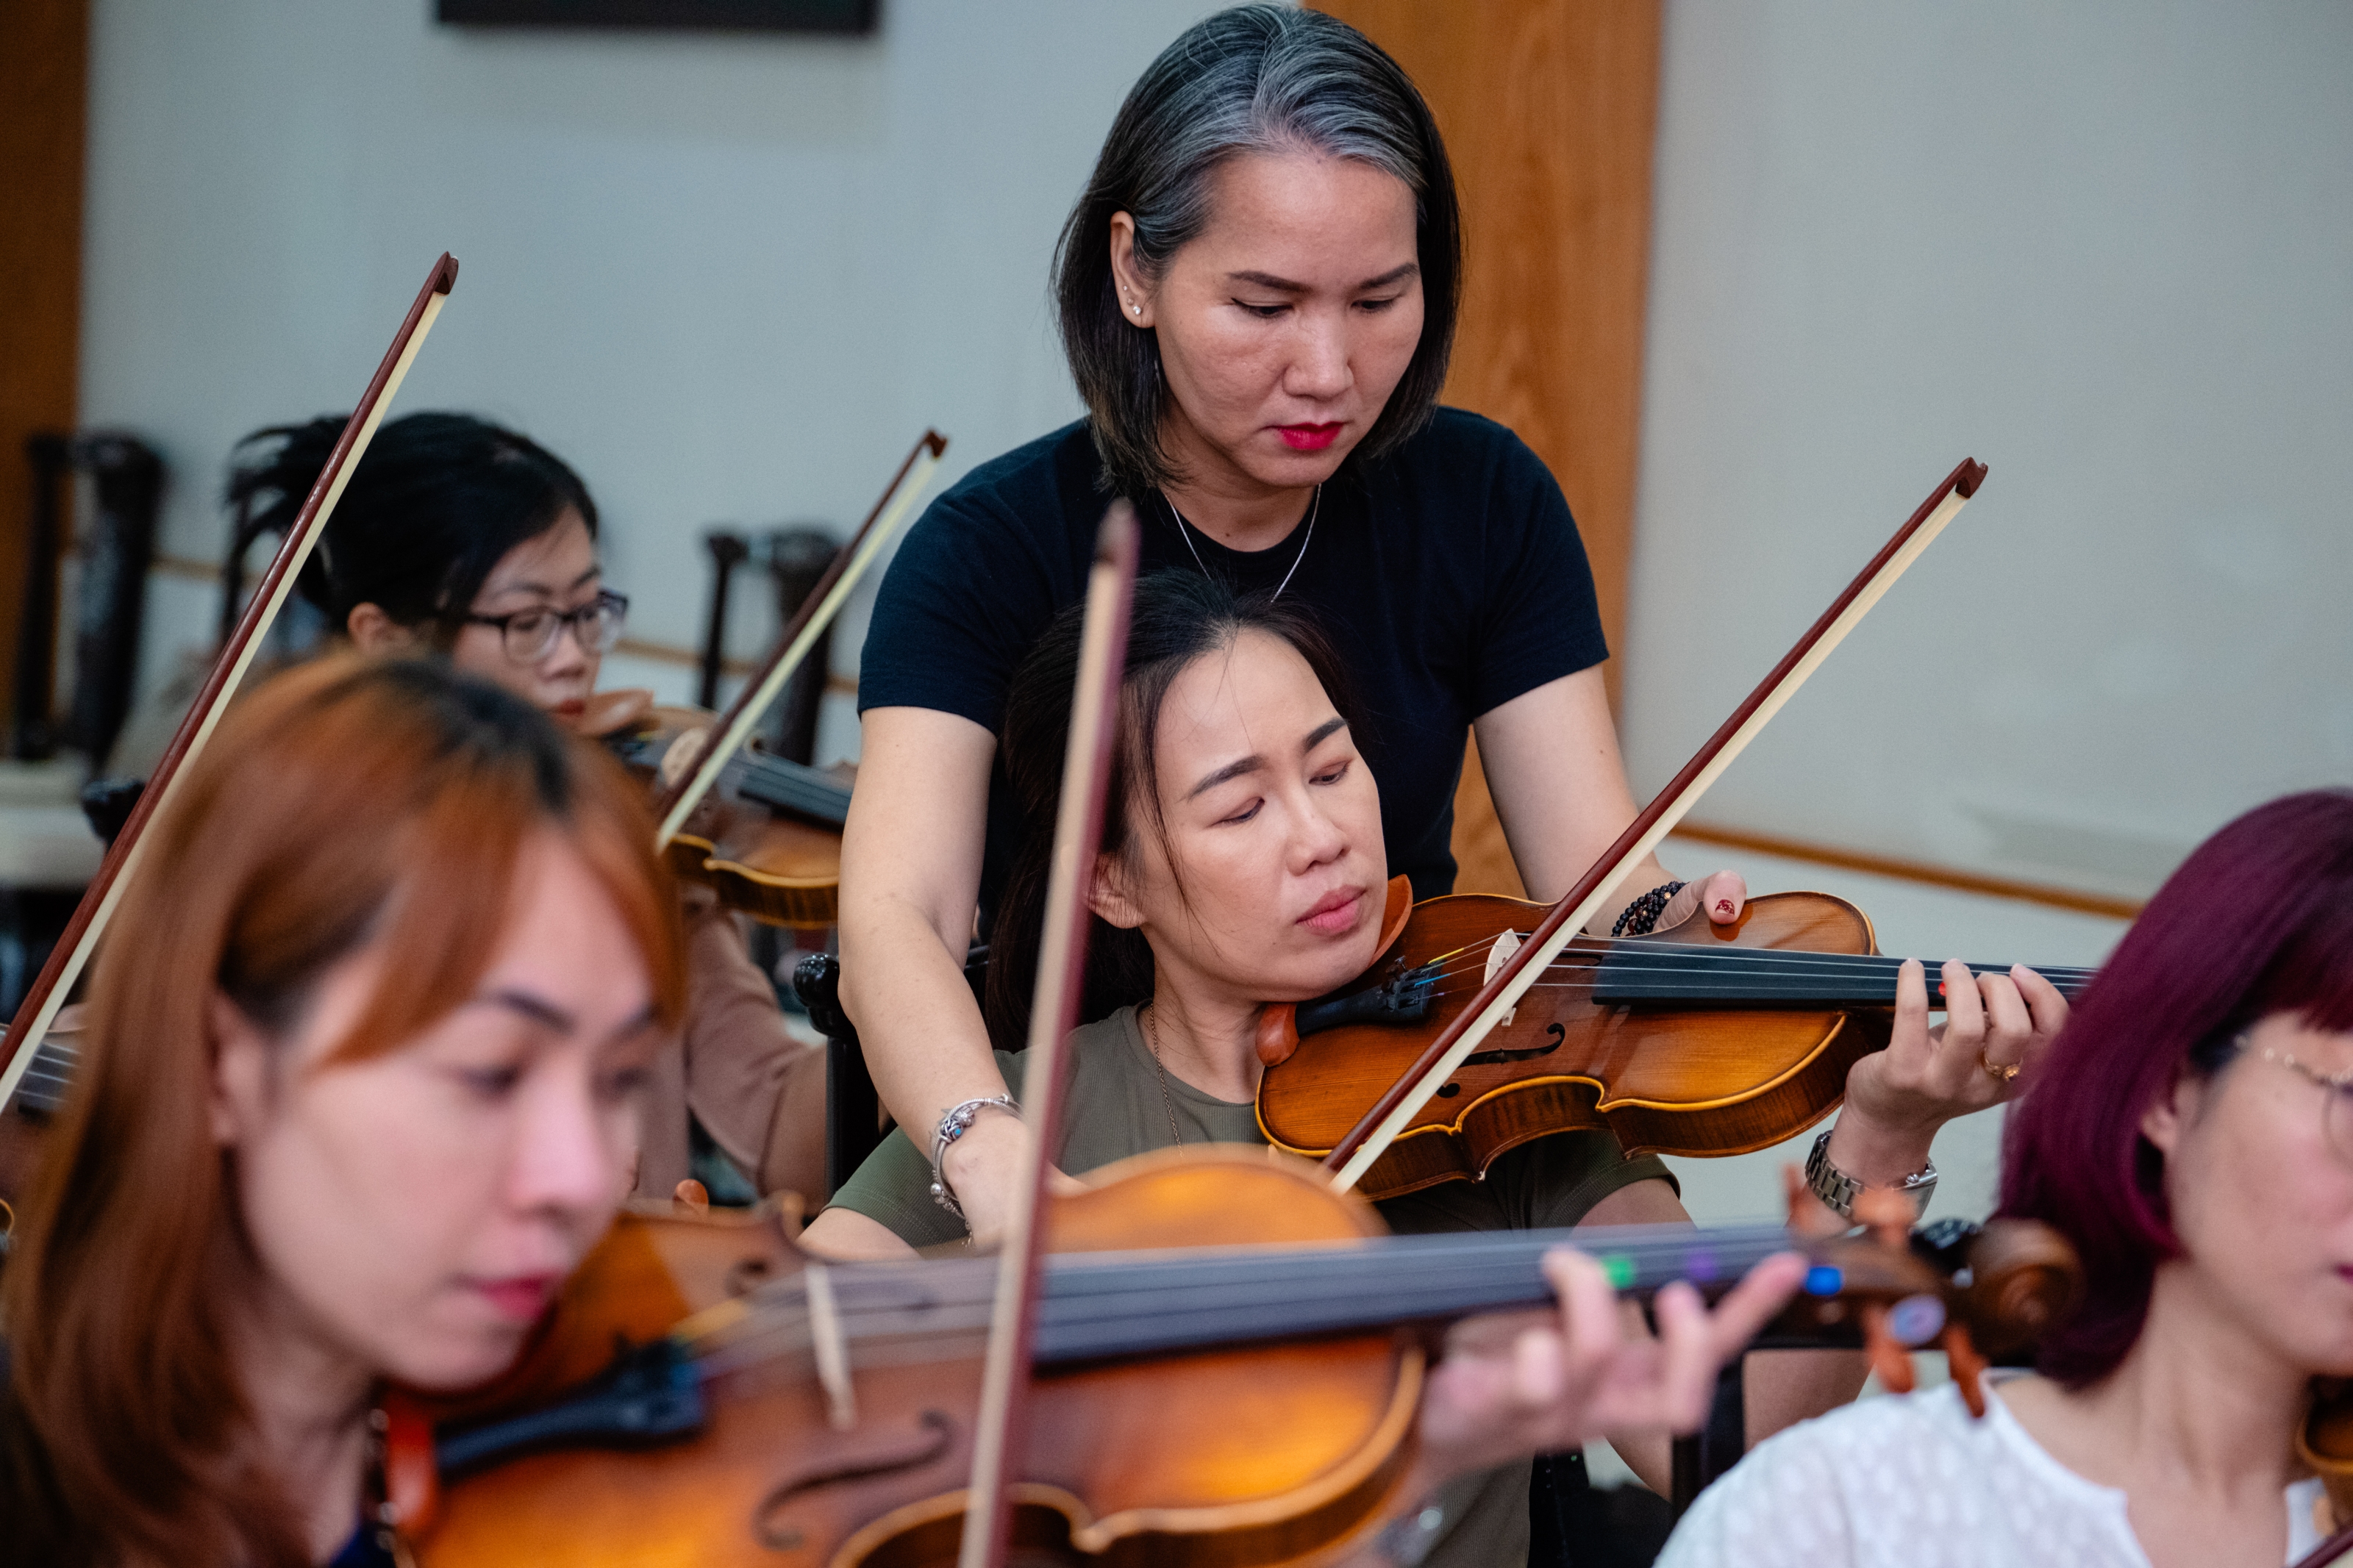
[
  {"xmin": 751, "ymin": 1408, "xmax": 957, "ymax": 1551},
  {"xmin": 1463, "ymin": 1021, "xmax": 1567, "ymax": 1068}
]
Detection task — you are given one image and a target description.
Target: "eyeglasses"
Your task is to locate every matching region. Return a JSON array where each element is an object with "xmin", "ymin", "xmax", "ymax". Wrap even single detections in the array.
[
  {"xmin": 2243, "ymin": 1039, "xmax": 2353, "ymax": 1163},
  {"xmin": 463, "ymin": 590, "xmax": 629, "ymax": 665}
]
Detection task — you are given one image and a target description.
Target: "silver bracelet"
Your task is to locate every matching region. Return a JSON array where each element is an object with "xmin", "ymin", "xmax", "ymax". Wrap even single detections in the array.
[
  {"xmin": 1806, "ymin": 1128, "xmax": 1937, "ymax": 1221},
  {"xmin": 929, "ymin": 1095, "xmax": 1021, "ymax": 1220}
]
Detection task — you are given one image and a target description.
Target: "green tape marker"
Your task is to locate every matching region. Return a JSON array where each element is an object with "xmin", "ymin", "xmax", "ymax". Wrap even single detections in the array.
[{"xmin": 1601, "ymin": 1253, "xmax": 1637, "ymax": 1291}]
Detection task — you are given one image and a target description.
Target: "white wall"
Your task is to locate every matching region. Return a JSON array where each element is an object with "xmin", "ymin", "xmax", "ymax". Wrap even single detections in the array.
[
  {"xmin": 81, "ymin": 0, "xmax": 1218, "ymax": 763},
  {"xmin": 1627, "ymin": 1, "xmax": 2353, "ymax": 901}
]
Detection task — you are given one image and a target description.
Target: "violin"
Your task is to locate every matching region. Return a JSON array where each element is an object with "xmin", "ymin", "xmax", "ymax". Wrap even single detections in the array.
[
  {"xmin": 610, "ymin": 703, "xmax": 854, "ymax": 930},
  {"xmin": 1277, "ymin": 460, "xmax": 2010, "ymax": 1196},
  {"xmin": 391, "ymin": 1149, "xmax": 2083, "ymax": 1566},
  {"xmin": 632, "ymin": 431, "xmax": 946, "ymax": 928},
  {"xmin": 1254, "ymin": 879, "xmax": 2094, "ymax": 1200}
]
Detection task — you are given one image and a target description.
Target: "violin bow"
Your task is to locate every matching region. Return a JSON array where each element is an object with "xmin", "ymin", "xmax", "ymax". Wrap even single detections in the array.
[
  {"xmin": 2293, "ymin": 1522, "xmax": 2353, "ymax": 1568},
  {"xmin": 957, "ymin": 501, "xmax": 1140, "ymax": 1568},
  {"xmin": 650, "ymin": 429, "xmax": 949, "ymax": 851},
  {"xmin": 1326, "ymin": 458, "xmax": 1988, "ymax": 1192},
  {"xmin": 0, "ymin": 254, "xmax": 460, "ymax": 1114}
]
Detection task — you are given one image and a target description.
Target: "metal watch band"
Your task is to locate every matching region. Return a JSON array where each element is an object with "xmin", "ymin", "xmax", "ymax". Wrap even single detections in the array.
[{"xmin": 1805, "ymin": 1128, "xmax": 1937, "ymax": 1221}]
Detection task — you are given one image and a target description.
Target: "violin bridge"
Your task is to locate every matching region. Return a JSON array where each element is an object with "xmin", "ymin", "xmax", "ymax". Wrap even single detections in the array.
[
  {"xmin": 1484, "ymin": 931, "xmax": 1523, "ymax": 1028},
  {"xmin": 804, "ymin": 1263, "xmax": 859, "ymax": 1431}
]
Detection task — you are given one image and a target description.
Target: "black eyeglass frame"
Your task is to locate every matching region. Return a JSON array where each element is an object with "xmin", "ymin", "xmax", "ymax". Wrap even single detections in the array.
[{"xmin": 461, "ymin": 589, "xmax": 631, "ymax": 664}]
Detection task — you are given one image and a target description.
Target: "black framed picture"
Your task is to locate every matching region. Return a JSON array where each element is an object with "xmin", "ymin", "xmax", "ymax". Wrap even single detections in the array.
[{"xmin": 437, "ymin": 0, "xmax": 877, "ymax": 33}]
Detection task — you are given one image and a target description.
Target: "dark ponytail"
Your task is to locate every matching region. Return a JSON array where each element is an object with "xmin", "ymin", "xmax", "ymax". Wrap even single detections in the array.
[
  {"xmin": 224, "ymin": 412, "xmax": 597, "ymax": 646},
  {"xmin": 983, "ymin": 570, "xmax": 1362, "ymax": 1050}
]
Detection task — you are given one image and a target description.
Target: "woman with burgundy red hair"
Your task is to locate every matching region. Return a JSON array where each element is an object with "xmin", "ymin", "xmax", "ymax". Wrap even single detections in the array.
[{"xmin": 1659, "ymin": 789, "xmax": 2353, "ymax": 1568}]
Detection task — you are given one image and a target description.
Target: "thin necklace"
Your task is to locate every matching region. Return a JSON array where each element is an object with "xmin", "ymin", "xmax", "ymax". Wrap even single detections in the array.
[
  {"xmin": 1139, "ymin": 1003, "xmax": 1187, "ymax": 1149},
  {"xmin": 1163, "ymin": 484, "xmax": 1321, "ymax": 600}
]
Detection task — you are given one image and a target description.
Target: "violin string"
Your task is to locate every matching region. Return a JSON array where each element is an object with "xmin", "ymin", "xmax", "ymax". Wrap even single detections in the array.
[
  {"xmin": 1407, "ymin": 942, "xmax": 2098, "ymax": 984},
  {"xmin": 687, "ymin": 1225, "xmax": 1800, "ymax": 1381},
  {"xmin": 1410, "ymin": 958, "xmax": 2099, "ymax": 1005},
  {"xmin": 1393, "ymin": 945, "xmax": 2096, "ymax": 991}
]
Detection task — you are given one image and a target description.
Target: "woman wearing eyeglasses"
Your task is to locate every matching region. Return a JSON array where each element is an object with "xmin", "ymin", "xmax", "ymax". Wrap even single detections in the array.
[
  {"xmin": 1656, "ymin": 790, "xmax": 2353, "ymax": 1568},
  {"xmin": 223, "ymin": 412, "xmax": 826, "ymax": 1207}
]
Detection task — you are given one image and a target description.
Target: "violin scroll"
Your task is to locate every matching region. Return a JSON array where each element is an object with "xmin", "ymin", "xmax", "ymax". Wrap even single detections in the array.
[{"xmin": 1915, "ymin": 1215, "xmax": 2085, "ymax": 1361}]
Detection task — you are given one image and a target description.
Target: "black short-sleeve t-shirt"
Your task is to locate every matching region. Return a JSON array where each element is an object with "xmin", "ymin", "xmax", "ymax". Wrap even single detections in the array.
[{"xmin": 859, "ymin": 408, "xmax": 1608, "ymax": 910}]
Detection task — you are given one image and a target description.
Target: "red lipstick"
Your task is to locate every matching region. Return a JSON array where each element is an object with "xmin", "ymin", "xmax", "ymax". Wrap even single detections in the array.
[{"xmin": 1277, "ymin": 423, "xmax": 1342, "ymax": 453}]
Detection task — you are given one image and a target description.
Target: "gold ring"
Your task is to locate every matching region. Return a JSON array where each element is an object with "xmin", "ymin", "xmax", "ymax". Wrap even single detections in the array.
[{"xmin": 1982, "ymin": 1059, "xmax": 2021, "ymax": 1082}]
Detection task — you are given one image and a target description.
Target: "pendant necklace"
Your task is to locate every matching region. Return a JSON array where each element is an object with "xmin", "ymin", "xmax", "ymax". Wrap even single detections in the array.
[
  {"xmin": 1163, "ymin": 484, "xmax": 1321, "ymax": 600},
  {"xmin": 1140, "ymin": 1003, "xmax": 1187, "ymax": 1149}
]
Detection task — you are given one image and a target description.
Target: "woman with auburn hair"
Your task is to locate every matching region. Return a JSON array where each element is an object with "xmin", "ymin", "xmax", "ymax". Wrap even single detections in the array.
[
  {"xmin": 223, "ymin": 411, "xmax": 824, "ymax": 1206},
  {"xmin": 1658, "ymin": 790, "xmax": 2353, "ymax": 1568},
  {"xmin": 1, "ymin": 656, "xmax": 689, "ymax": 1567}
]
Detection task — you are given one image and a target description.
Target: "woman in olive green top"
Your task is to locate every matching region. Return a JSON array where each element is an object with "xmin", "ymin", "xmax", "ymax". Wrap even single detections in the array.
[
  {"xmin": 811, "ymin": 572, "xmax": 1668, "ymax": 1256},
  {"xmin": 807, "ymin": 571, "xmax": 2058, "ymax": 1563}
]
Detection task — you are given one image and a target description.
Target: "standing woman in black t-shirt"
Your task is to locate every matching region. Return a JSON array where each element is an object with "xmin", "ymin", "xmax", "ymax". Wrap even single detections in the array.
[{"xmin": 842, "ymin": 6, "xmax": 2064, "ymax": 1244}]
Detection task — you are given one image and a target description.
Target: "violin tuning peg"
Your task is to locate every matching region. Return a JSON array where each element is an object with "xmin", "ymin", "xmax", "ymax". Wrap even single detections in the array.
[
  {"xmin": 1851, "ymin": 1186, "xmax": 1915, "ymax": 1253},
  {"xmin": 1255, "ymin": 1003, "xmax": 1301, "ymax": 1067},
  {"xmin": 1942, "ymin": 1322, "xmax": 1991, "ymax": 1418},
  {"xmin": 1861, "ymin": 1303, "xmax": 1916, "ymax": 1395},
  {"xmin": 378, "ymin": 1389, "xmax": 440, "ymax": 1541},
  {"xmin": 674, "ymin": 1179, "xmax": 711, "ymax": 1218}
]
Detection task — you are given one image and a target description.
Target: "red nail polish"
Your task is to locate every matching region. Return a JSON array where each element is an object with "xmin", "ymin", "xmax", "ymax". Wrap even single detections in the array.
[{"xmin": 1715, "ymin": 900, "xmax": 1732, "ymax": 916}]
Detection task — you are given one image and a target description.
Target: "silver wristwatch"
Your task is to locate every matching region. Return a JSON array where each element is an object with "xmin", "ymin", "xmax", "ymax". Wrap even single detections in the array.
[{"xmin": 1805, "ymin": 1128, "xmax": 1936, "ymax": 1221}]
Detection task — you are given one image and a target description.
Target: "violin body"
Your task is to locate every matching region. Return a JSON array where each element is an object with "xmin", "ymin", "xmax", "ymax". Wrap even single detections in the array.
[
  {"xmin": 1257, "ymin": 891, "xmax": 1891, "ymax": 1200},
  {"xmin": 413, "ymin": 1156, "xmax": 1421, "ymax": 1567}
]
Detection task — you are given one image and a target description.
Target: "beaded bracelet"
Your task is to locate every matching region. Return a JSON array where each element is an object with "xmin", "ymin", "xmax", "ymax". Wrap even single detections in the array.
[
  {"xmin": 929, "ymin": 1095, "xmax": 1021, "ymax": 1220},
  {"xmin": 1611, "ymin": 880, "xmax": 1686, "ymax": 937}
]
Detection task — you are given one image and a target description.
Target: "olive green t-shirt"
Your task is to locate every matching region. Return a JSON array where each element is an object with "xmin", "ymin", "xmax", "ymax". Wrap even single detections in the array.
[{"xmin": 826, "ymin": 1005, "xmax": 1677, "ymax": 1568}]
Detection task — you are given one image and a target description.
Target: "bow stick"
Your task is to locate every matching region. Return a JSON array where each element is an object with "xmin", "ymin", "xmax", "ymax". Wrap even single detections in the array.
[
  {"xmin": 2293, "ymin": 1522, "xmax": 2353, "ymax": 1568},
  {"xmin": 1327, "ymin": 458, "xmax": 1988, "ymax": 1192},
  {"xmin": 957, "ymin": 501, "xmax": 1140, "ymax": 1568},
  {"xmin": 650, "ymin": 429, "xmax": 947, "ymax": 850},
  {"xmin": 0, "ymin": 253, "xmax": 460, "ymax": 1113}
]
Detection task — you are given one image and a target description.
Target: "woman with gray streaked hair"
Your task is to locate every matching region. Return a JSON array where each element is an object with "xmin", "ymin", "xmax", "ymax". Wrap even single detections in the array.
[{"xmin": 843, "ymin": 5, "xmax": 2052, "ymax": 1299}]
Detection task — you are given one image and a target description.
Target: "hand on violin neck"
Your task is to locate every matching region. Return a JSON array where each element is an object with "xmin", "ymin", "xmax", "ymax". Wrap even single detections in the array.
[
  {"xmin": 1412, "ymin": 1247, "xmax": 1807, "ymax": 1489},
  {"xmin": 1836, "ymin": 958, "xmax": 2073, "ymax": 1179}
]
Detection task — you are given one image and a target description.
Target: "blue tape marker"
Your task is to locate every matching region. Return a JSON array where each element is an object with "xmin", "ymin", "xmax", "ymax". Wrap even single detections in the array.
[{"xmin": 1804, "ymin": 1264, "xmax": 1844, "ymax": 1297}]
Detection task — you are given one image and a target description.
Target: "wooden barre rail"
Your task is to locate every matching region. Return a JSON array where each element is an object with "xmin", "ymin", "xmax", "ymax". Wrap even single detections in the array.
[{"xmin": 135, "ymin": 560, "xmax": 2145, "ymax": 920}]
